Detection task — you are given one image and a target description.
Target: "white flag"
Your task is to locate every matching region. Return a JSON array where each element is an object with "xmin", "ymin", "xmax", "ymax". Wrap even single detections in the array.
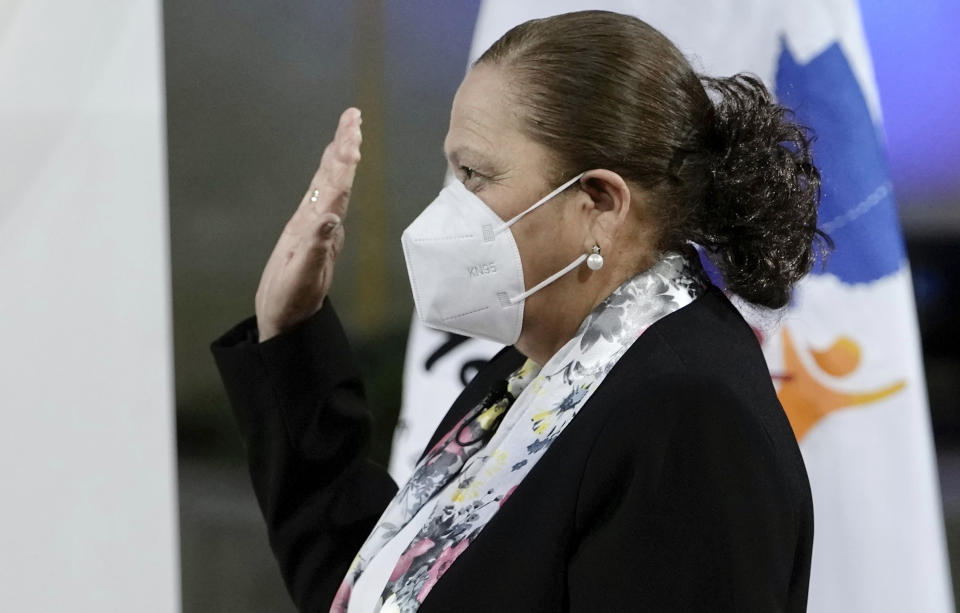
[{"xmin": 392, "ymin": 2, "xmax": 954, "ymax": 610}]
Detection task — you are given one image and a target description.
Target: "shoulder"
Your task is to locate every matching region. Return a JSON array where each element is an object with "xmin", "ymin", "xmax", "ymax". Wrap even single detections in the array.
[
  {"xmin": 587, "ymin": 282, "xmax": 796, "ymax": 465},
  {"xmin": 573, "ymin": 284, "xmax": 811, "ymax": 528},
  {"xmin": 583, "ymin": 282, "xmax": 779, "ymax": 439},
  {"xmin": 583, "ymin": 370, "xmax": 776, "ymax": 484}
]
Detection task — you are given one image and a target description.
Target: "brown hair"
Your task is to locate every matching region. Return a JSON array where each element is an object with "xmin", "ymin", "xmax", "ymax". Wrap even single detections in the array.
[{"xmin": 476, "ymin": 10, "xmax": 832, "ymax": 309}]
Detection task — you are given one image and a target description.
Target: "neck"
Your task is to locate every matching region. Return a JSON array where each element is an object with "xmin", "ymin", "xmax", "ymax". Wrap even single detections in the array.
[{"xmin": 514, "ymin": 267, "xmax": 631, "ymax": 365}]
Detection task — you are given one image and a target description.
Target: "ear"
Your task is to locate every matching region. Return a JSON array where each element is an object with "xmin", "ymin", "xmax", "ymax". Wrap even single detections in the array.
[{"xmin": 576, "ymin": 169, "xmax": 632, "ymax": 254}]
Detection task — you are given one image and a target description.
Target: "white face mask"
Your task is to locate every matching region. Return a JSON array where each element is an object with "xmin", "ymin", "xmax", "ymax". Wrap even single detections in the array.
[{"xmin": 401, "ymin": 171, "xmax": 587, "ymax": 345}]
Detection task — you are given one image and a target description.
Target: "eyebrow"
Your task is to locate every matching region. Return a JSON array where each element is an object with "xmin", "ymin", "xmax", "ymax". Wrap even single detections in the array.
[{"xmin": 443, "ymin": 144, "xmax": 490, "ymax": 166}]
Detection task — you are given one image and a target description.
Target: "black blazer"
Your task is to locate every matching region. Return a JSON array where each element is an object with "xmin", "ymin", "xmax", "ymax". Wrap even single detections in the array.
[{"xmin": 210, "ymin": 282, "xmax": 813, "ymax": 612}]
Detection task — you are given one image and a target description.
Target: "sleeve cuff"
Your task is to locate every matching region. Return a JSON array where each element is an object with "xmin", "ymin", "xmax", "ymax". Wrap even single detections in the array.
[{"xmin": 209, "ymin": 298, "xmax": 360, "ymax": 444}]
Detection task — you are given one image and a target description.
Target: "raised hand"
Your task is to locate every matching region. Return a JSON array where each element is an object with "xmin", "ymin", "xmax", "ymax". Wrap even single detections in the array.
[{"xmin": 254, "ymin": 107, "xmax": 362, "ymax": 342}]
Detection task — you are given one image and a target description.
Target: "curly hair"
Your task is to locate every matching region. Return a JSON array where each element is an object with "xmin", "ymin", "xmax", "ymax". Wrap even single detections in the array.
[{"xmin": 476, "ymin": 10, "xmax": 833, "ymax": 308}]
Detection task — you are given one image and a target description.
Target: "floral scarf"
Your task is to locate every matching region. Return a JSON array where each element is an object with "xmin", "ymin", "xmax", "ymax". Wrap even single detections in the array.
[{"xmin": 331, "ymin": 246, "xmax": 709, "ymax": 613}]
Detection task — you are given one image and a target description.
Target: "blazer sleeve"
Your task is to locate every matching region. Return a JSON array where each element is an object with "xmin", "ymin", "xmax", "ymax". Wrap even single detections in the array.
[
  {"xmin": 209, "ymin": 298, "xmax": 398, "ymax": 613},
  {"xmin": 568, "ymin": 373, "xmax": 806, "ymax": 613}
]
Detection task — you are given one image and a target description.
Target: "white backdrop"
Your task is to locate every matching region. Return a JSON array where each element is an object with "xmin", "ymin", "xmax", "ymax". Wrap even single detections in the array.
[{"xmin": 0, "ymin": 1, "xmax": 180, "ymax": 611}]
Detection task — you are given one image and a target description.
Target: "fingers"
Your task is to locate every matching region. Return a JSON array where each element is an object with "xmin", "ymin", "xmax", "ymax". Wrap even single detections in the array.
[
  {"xmin": 302, "ymin": 107, "xmax": 362, "ymax": 221},
  {"xmin": 297, "ymin": 211, "xmax": 344, "ymax": 270}
]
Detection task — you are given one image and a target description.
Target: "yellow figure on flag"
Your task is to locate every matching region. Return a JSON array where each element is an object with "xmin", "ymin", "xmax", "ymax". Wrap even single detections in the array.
[{"xmin": 777, "ymin": 327, "xmax": 906, "ymax": 440}]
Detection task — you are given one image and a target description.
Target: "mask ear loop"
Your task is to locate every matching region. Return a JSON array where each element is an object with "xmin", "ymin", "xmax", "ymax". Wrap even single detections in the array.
[
  {"xmin": 493, "ymin": 171, "xmax": 585, "ymax": 234},
  {"xmin": 507, "ymin": 253, "xmax": 588, "ymax": 305},
  {"xmin": 489, "ymin": 171, "xmax": 589, "ymax": 306}
]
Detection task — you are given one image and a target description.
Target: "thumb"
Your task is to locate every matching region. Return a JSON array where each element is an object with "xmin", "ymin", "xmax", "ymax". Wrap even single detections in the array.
[
  {"xmin": 296, "ymin": 212, "xmax": 341, "ymax": 269},
  {"xmin": 317, "ymin": 213, "xmax": 342, "ymax": 240}
]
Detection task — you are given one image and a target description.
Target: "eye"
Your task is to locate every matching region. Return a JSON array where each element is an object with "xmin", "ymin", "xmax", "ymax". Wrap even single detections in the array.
[{"xmin": 459, "ymin": 165, "xmax": 482, "ymax": 183}]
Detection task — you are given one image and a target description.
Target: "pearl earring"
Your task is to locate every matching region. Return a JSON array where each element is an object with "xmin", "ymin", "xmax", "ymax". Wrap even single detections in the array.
[{"xmin": 586, "ymin": 244, "xmax": 604, "ymax": 270}]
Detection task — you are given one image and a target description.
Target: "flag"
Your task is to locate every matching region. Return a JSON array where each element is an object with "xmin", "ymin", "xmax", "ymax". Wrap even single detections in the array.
[{"xmin": 392, "ymin": 2, "xmax": 954, "ymax": 610}]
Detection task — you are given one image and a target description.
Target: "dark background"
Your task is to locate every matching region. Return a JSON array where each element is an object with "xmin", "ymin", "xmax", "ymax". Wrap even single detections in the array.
[{"xmin": 163, "ymin": 1, "xmax": 960, "ymax": 610}]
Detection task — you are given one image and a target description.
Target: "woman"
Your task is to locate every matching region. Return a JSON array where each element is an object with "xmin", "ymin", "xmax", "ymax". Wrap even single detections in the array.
[{"xmin": 210, "ymin": 10, "xmax": 830, "ymax": 613}]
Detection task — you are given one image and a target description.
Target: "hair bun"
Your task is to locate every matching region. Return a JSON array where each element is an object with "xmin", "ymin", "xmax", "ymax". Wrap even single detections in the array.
[{"xmin": 692, "ymin": 73, "xmax": 833, "ymax": 309}]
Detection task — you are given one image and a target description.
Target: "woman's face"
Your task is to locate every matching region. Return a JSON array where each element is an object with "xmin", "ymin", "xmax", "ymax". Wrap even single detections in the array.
[{"xmin": 442, "ymin": 63, "xmax": 593, "ymax": 338}]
